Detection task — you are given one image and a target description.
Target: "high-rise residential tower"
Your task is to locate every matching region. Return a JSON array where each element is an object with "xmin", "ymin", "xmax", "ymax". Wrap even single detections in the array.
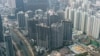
[
  {"xmin": 62, "ymin": 20, "xmax": 73, "ymax": 42},
  {"xmin": 15, "ymin": 0, "xmax": 25, "ymax": 12},
  {"xmin": 0, "ymin": 15, "xmax": 3, "ymax": 42},
  {"xmin": 17, "ymin": 11, "xmax": 27, "ymax": 30}
]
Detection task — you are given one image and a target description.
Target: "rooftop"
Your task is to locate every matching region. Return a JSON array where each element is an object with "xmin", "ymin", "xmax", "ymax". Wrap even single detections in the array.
[{"xmin": 69, "ymin": 44, "xmax": 87, "ymax": 54}]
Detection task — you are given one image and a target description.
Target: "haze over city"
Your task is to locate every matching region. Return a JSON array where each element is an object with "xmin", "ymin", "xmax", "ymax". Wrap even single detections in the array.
[{"xmin": 0, "ymin": 0, "xmax": 100, "ymax": 56}]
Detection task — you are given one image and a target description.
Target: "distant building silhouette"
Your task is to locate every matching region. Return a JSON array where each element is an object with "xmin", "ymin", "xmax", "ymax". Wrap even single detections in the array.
[
  {"xmin": 25, "ymin": 0, "xmax": 49, "ymax": 14},
  {"xmin": 15, "ymin": 0, "xmax": 25, "ymax": 12}
]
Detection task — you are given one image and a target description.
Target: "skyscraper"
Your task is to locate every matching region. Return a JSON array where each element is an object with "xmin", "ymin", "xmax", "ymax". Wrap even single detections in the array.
[
  {"xmin": 69, "ymin": 8, "xmax": 75, "ymax": 27},
  {"xmin": 74, "ymin": 10, "xmax": 82, "ymax": 30},
  {"xmin": 0, "ymin": 46, "xmax": 4, "ymax": 56},
  {"xmin": 58, "ymin": 0, "xmax": 68, "ymax": 10},
  {"xmin": 86, "ymin": 15, "xmax": 100, "ymax": 39},
  {"xmin": 57, "ymin": 10, "xmax": 65, "ymax": 20},
  {"xmin": 49, "ymin": 0, "xmax": 59, "ymax": 10},
  {"xmin": 46, "ymin": 10, "xmax": 61, "ymax": 26},
  {"xmin": 0, "ymin": 43, "xmax": 7, "ymax": 56},
  {"xmin": 15, "ymin": 0, "xmax": 25, "ymax": 12},
  {"xmin": 25, "ymin": 0, "xmax": 49, "ymax": 14},
  {"xmin": 36, "ymin": 23, "xmax": 51, "ymax": 50},
  {"xmin": 65, "ymin": 7, "xmax": 70, "ymax": 20},
  {"xmin": 81, "ymin": 12, "xmax": 89, "ymax": 34},
  {"xmin": 28, "ymin": 19, "xmax": 38, "ymax": 40},
  {"xmin": 51, "ymin": 23, "xmax": 63, "ymax": 49},
  {"xmin": 86, "ymin": 15, "xmax": 95, "ymax": 37},
  {"xmin": 0, "ymin": 49, "xmax": 2, "ymax": 56},
  {"xmin": 17, "ymin": 11, "xmax": 27, "ymax": 30},
  {"xmin": 36, "ymin": 23, "xmax": 64, "ymax": 50},
  {"xmin": 5, "ymin": 33, "xmax": 15, "ymax": 56},
  {"xmin": 62, "ymin": 20, "xmax": 73, "ymax": 42},
  {"xmin": 92, "ymin": 12, "xmax": 100, "ymax": 39},
  {"xmin": 92, "ymin": 17, "xmax": 100, "ymax": 39},
  {"xmin": 0, "ymin": 15, "xmax": 3, "ymax": 42},
  {"xmin": 25, "ymin": 10, "xmax": 33, "ymax": 18}
]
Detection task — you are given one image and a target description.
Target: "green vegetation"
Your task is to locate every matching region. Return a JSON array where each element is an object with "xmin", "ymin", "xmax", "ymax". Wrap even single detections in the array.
[
  {"xmin": 79, "ymin": 36, "xmax": 100, "ymax": 48},
  {"xmin": 90, "ymin": 40, "xmax": 100, "ymax": 48}
]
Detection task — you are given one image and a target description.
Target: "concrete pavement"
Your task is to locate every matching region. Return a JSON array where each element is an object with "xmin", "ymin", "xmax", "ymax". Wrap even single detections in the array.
[
  {"xmin": 12, "ymin": 40, "xmax": 22, "ymax": 56},
  {"xmin": 13, "ymin": 29, "xmax": 34, "ymax": 56}
]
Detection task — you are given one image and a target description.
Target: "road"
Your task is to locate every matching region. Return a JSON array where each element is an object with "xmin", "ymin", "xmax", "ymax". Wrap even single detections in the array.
[
  {"xmin": 7, "ymin": 28, "xmax": 32, "ymax": 56},
  {"xmin": 13, "ymin": 29, "xmax": 34, "ymax": 56},
  {"xmin": 3, "ymin": 15, "xmax": 34, "ymax": 56},
  {"xmin": 12, "ymin": 40, "xmax": 22, "ymax": 56},
  {"xmin": 10, "ymin": 28, "xmax": 31, "ymax": 56}
]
